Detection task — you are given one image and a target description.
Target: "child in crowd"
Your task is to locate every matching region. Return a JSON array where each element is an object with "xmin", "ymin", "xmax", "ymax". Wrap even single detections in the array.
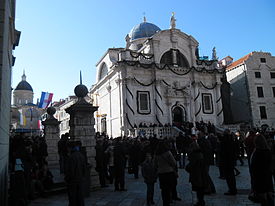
[{"xmin": 141, "ymin": 153, "xmax": 158, "ymax": 206}]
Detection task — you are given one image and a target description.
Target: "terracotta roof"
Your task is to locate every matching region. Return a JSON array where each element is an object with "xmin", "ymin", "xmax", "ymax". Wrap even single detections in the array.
[{"xmin": 226, "ymin": 52, "xmax": 253, "ymax": 71}]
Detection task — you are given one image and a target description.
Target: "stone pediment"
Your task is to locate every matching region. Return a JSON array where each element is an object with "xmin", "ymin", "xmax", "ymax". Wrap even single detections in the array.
[{"xmin": 152, "ymin": 29, "xmax": 198, "ymax": 46}]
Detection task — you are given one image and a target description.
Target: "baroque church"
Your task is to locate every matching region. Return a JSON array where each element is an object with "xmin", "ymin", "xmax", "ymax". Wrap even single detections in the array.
[
  {"xmin": 90, "ymin": 15, "xmax": 229, "ymax": 138},
  {"xmin": 11, "ymin": 71, "xmax": 42, "ymax": 135}
]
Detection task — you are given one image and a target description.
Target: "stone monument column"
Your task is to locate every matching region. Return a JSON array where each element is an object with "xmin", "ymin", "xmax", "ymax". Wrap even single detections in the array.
[
  {"xmin": 42, "ymin": 107, "xmax": 61, "ymax": 169},
  {"xmin": 65, "ymin": 83, "xmax": 99, "ymax": 189}
]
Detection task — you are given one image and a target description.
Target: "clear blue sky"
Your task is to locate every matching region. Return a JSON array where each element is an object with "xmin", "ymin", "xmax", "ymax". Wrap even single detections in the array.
[{"xmin": 13, "ymin": 0, "xmax": 275, "ymax": 102}]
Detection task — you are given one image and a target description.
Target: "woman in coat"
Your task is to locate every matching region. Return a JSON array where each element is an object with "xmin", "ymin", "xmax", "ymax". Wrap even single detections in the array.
[
  {"xmin": 250, "ymin": 134, "xmax": 274, "ymax": 206},
  {"xmin": 154, "ymin": 140, "xmax": 177, "ymax": 206},
  {"xmin": 186, "ymin": 141, "xmax": 209, "ymax": 206}
]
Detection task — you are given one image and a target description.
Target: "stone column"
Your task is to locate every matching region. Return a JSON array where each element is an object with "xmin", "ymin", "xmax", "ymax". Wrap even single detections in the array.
[
  {"xmin": 42, "ymin": 107, "xmax": 61, "ymax": 169},
  {"xmin": 65, "ymin": 84, "xmax": 99, "ymax": 190}
]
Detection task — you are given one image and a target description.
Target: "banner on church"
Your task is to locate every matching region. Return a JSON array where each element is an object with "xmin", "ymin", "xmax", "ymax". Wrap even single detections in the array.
[{"xmin": 19, "ymin": 109, "xmax": 26, "ymax": 126}]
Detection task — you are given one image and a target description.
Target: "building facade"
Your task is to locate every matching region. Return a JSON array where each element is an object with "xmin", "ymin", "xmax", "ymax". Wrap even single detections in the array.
[
  {"xmin": 0, "ymin": 0, "xmax": 20, "ymax": 205},
  {"xmin": 226, "ymin": 51, "xmax": 275, "ymax": 128},
  {"xmin": 11, "ymin": 72, "xmax": 42, "ymax": 135},
  {"xmin": 52, "ymin": 96, "xmax": 77, "ymax": 135},
  {"xmin": 90, "ymin": 16, "xmax": 225, "ymax": 137}
]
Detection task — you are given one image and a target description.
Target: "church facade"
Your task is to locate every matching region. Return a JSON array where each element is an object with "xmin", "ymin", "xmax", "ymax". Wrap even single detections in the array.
[
  {"xmin": 11, "ymin": 72, "xmax": 42, "ymax": 135},
  {"xmin": 90, "ymin": 16, "xmax": 225, "ymax": 137}
]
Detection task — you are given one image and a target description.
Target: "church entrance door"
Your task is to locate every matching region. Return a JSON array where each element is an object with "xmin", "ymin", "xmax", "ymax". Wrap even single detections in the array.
[{"xmin": 172, "ymin": 106, "xmax": 185, "ymax": 127}]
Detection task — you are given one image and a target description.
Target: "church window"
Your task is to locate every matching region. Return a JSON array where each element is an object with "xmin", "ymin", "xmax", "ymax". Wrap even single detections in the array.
[
  {"xmin": 99, "ymin": 63, "xmax": 108, "ymax": 80},
  {"xmin": 177, "ymin": 52, "xmax": 189, "ymax": 67},
  {"xmin": 270, "ymin": 72, "xmax": 275, "ymax": 79},
  {"xmin": 202, "ymin": 93, "xmax": 213, "ymax": 114},
  {"xmin": 160, "ymin": 50, "xmax": 173, "ymax": 65},
  {"xmin": 137, "ymin": 91, "xmax": 151, "ymax": 114},
  {"xmin": 259, "ymin": 106, "xmax": 267, "ymax": 119},
  {"xmin": 160, "ymin": 49, "xmax": 189, "ymax": 67},
  {"xmin": 272, "ymin": 87, "xmax": 275, "ymax": 97}
]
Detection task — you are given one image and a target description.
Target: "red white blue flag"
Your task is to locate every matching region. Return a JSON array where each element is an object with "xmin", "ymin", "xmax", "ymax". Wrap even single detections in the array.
[{"xmin": 38, "ymin": 92, "xmax": 53, "ymax": 109}]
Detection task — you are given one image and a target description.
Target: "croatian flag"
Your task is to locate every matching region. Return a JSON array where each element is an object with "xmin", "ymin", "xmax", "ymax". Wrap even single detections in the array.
[{"xmin": 38, "ymin": 92, "xmax": 53, "ymax": 109}]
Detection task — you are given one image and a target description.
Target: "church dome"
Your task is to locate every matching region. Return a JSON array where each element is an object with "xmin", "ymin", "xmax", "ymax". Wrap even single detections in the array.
[
  {"xmin": 129, "ymin": 21, "xmax": 161, "ymax": 40},
  {"xmin": 14, "ymin": 72, "xmax": 33, "ymax": 92},
  {"xmin": 15, "ymin": 81, "xmax": 33, "ymax": 91}
]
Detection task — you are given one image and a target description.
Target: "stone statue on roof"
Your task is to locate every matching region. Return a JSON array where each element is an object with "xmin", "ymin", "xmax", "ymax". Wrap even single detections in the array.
[
  {"xmin": 125, "ymin": 34, "xmax": 130, "ymax": 49},
  {"xmin": 212, "ymin": 47, "xmax": 218, "ymax": 60},
  {"xmin": 170, "ymin": 12, "xmax": 176, "ymax": 29}
]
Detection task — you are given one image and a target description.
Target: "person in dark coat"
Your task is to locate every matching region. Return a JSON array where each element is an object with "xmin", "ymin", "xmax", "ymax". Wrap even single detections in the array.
[
  {"xmin": 154, "ymin": 140, "xmax": 177, "ymax": 206},
  {"xmin": 267, "ymin": 136, "xmax": 275, "ymax": 186},
  {"xmin": 219, "ymin": 130, "xmax": 237, "ymax": 195},
  {"xmin": 197, "ymin": 132, "xmax": 216, "ymax": 194},
  {"xmin": 37, "ymin": 137, "xmax": 48, "ymax": 168},
  {"xmin": 58, "ymin": 134, "xmax": 69, "ymax": 174},
  {"xmin": 167, "ymin": 138, "xmax": 181, "ymax": 201},
  {"xmin": 129, "ymin": 139, "xmax": 142, "ymax": 179},
  {"xmin": 185, "ymin": 142, "xmax": 209, "ymax": 206},
  {"xmin": 65, "ymin": 142, "xmax": 87, "ymax": 206},
  {"xmin": 95, "ymin": 139, "xmax": 109, "ymax": 187},
  {"xmin": 197, "ymin": 132, "xmax": 213, "ymax": 169},
  {"xmin": 176, "ymin": 132, "xmax": 184, "ymax": 168},
  {"xmin": 216, "ymin": 134, "xmax": 225, "ymax": 179},
  {"xmin": 235, "ymin": 131, "xmax": 244, "ymax": 166},
  {"xmin": 10, "ymin": 158, "xmax": 28, "ymax": 206},
  {"xmin": 141, "ymin": 153, "xmax": 158, "ymax": 206},
  {"xmin": 250, "ymin": 134, "xmax": 274, "ymax": 206},
  {"xmin": 244, "ymin": 130, "xmax": 258, "ymax": 202},
  {"xmin": 113, "ymin": 137, "xmax": 127, "ymax": 191}
]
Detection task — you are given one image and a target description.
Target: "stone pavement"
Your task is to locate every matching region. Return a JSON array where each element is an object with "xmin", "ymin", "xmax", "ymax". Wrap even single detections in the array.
[{"xmin": 30, "ymin": 160, "xmax": 264, "ymax": 206}]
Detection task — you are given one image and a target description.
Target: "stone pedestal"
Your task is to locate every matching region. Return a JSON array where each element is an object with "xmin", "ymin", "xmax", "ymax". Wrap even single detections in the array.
[
  {"xmin": 65, "ymin": 94, "xmax": 99, "ymax": 190},
  {"xmin": 42, "ymin": 107, "xmax": 61, "ymax": 169}
]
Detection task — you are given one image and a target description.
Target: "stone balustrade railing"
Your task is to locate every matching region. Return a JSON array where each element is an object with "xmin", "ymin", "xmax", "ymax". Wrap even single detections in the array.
[
  {"xmin": 134, "ymin": 126, "xmax": 180, "ymax": 139},
  {"xmin": 118, "ymin": 50, "xmax": 154, "ymax": 64}
]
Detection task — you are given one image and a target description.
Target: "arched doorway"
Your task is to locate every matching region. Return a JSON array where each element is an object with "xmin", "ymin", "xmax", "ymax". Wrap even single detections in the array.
[{"xmin": 172, "ymin": 106, "xmax": 185, "ymax": 127}]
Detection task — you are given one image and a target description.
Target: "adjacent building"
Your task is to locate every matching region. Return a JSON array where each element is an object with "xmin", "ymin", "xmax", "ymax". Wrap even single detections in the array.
[
  {"xmin": 52, "ymin": 96, "xmax": 77, "ymax": 135},
  {"xmin": 0, "ymin": 0, "xmax": 20, "ymax": 205},
  {"xmin": 226, "ymin": 51, "xmax": 275, "ymax": 128},
  {"xmin": 90, "ymin": 16, "xmax": 226, "ymax": 137}
]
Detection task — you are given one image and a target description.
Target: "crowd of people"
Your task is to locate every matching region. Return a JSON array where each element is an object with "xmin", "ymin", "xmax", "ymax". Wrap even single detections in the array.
[
  {"xmin": 8, "ymin": 120, "xmax": 275, "ymax": 206},
  {"xmin": 9, "ymin": 134, "xmax": 53, "ymax": 205},
  {"xmin": 93, "ymin": 121, "xmax": 275, "ymax": 206}
]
